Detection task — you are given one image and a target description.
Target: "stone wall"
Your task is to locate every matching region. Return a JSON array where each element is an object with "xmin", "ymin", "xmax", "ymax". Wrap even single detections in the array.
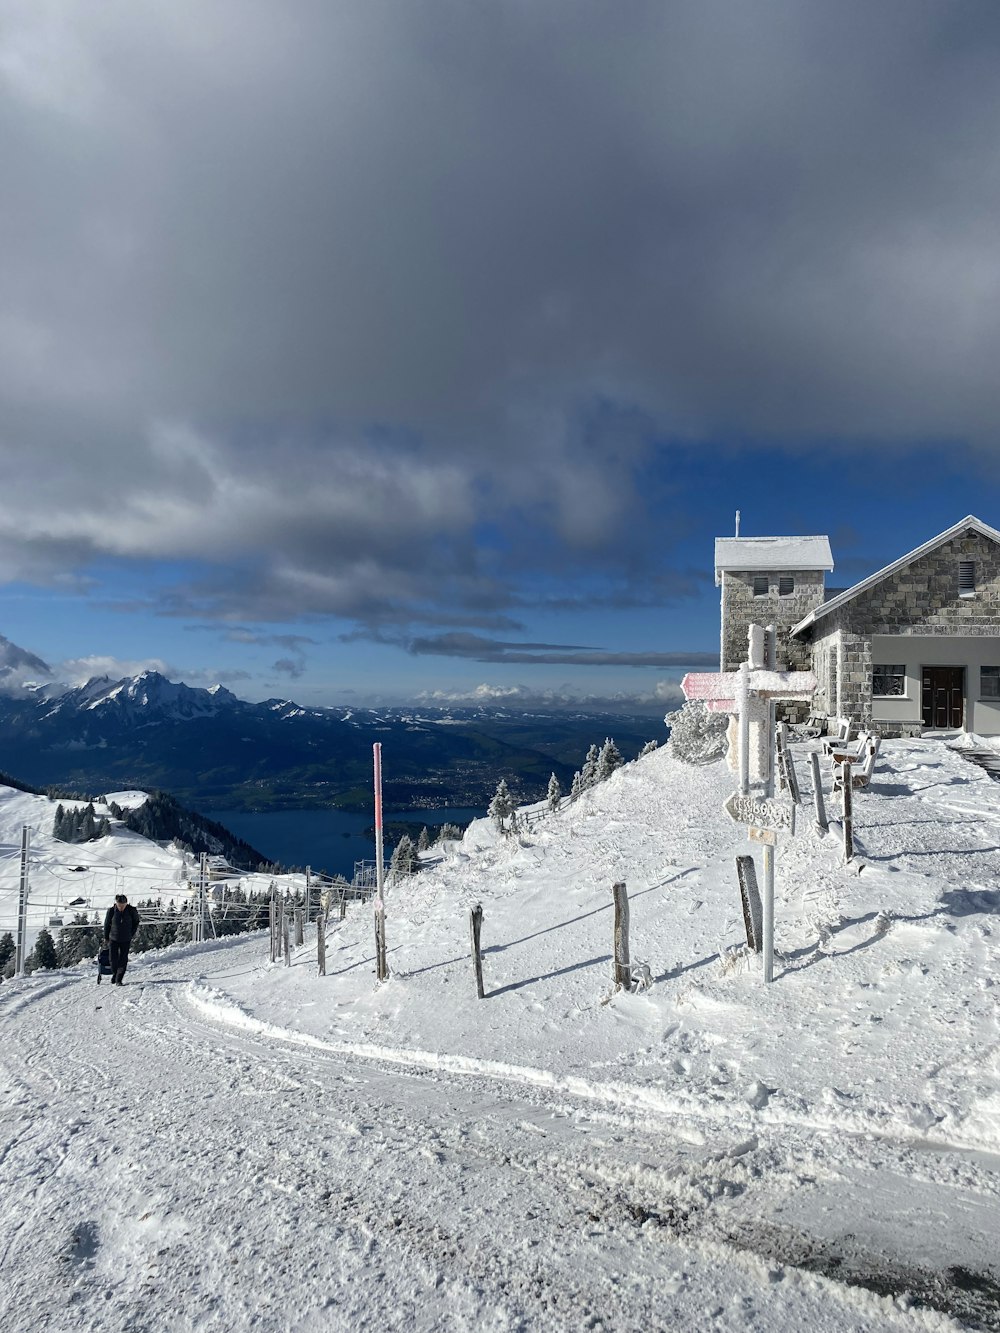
[
  {"xmin": 720, "ymin": 569, "xmax": 826, "ymax": 671},
  {"xmin": 802, "ymin": 531, "xmax": 1000, "ymax": 733}
]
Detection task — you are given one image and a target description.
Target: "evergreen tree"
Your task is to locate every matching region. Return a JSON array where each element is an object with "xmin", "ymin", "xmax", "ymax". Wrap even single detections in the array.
[
  {"xmin": 638, "ymin": 739, "xmax": 658, "ymax": 758},
  {"xmin": 436, "ymin": 823, "xmax": 462, "ymax": 843},
  {"xmin": 417, "ymin": 826, "xmax": 431, "ymax": 853},
  {"xmin": 53, "ymin": 804, "xmax": 66, "ymax": 840},
  {"xmin": 596, "ymin": 737, "xmax": 624, "ymax": 782},
  {"xmin": 389, "ymin": 834, "xmax": 417, "ymax": 878},
  {"xmin": 578, "ymin": 744, "xmax": 600, "ymax": 793},
  {"xmin": 546, "ymin": 773, "xmax": 562, "ymax": 811},
  {"xmin": 81, "ymin": 802, "xmax": 97, "ymax": 842},
  {"xmin": 29, "ymin": 927, "xmax": 58, "ymax": 972},
  {"xmin": 0, "ymin": 931, "xmax": 14, "ymax": 971},
  {"xmin": 488, "ymin": 778, "xmax": 514, "ymax": 833}
]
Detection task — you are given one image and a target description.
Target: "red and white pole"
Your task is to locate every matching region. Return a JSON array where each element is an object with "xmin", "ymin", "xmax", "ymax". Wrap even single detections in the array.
[{"xmin": 373, "ymin": 743, "xmax": 388, "ymax": 980}]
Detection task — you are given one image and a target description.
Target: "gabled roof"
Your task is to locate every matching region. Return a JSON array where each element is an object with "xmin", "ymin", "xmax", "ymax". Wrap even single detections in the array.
[
  {"xmin": 790, "ymin": 515, "xmax": 1000, "ymax": 637},
  {"xmin": 714, "ymin": 535, "xmax": 833, "ymax": 586}
]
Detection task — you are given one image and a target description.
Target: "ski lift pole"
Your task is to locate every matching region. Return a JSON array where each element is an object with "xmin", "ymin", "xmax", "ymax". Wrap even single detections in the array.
[
  {"xmin": 373, "ymin": 743, "xmax": 388, "ymax": 981},
  {"xmin": 14, "ymin": 825, "xmax": 30, "ymax": 977}
]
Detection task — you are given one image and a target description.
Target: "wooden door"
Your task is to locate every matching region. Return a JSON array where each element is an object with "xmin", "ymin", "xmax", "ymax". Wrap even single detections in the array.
[{"xmin": 921, "ymin": 667, "xmax": 964, "ymax": 728}]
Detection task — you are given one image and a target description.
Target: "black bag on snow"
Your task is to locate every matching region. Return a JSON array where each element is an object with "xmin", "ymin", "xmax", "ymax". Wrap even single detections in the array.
[{"xmin": 97, "ymin": 946, "xmax": 113, "ymax": 985}]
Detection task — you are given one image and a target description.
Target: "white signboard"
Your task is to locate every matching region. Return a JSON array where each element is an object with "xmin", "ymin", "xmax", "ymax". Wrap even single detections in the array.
[{"xmin": 723, "ymin": 792, "xmax": 796, "ymax": 835}]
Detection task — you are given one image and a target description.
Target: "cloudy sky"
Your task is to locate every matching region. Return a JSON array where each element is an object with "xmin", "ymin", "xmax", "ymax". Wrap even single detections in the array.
[{"xmin": 3, "ymin": 0, "xmax": 1000, "ymax": 710}]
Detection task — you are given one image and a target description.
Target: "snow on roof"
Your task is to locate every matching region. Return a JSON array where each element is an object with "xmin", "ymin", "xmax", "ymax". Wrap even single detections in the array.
[
  {"xmin": 714, "ymin": 535, "xmax": 833, "ymax": 584},
  {"xmin": 791, "ymin": 515, "xmax": 1000, "ymax": 637}
]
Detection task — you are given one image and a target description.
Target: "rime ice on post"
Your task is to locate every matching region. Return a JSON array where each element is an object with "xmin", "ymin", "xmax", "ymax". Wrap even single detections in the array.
[{"xmin": 683, "ymin": 623, "xmax": 816, "ymax": 985}]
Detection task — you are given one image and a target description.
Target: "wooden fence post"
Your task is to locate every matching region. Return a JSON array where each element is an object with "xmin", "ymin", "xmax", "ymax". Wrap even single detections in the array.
[
  {"xmin": 612, "ymin": 882, "xmax": 632, "ymax": 991},
  {"xmin": 809, "ymin": 751, "xmax": 828, "ymax": 833},
  {"xmin": 316, "ymin": 912, "xmax": 326, "ymax": 976},
  {"xmin": 283, "ymin": 913, "xmax": 291, "ymax": 966},
  {"xmin": 842, "ymin": 760, "xmax": 854, "ymax": 862},
  {"xmin": 269, "ymin": 893, "xmax": 277, "ymax": 963},
  {"xmin": 469, "ymin": 904, "xmax": 485, "ymax": 999},
  {"xmin": 294, "ymin": 905, "xmax": 304, "ymax": 947},
  {"xmin": 735, "ymin": 855, "xmax": 763, "ymax": 952},
  {"xmin": 776, "ymin": 722, "xmax": 801, "ymax": 804}
]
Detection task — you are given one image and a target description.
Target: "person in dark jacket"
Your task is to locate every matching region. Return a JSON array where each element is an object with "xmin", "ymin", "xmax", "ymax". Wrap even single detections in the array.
[{"xmin": 104, "ymin": 894, "xmax": 140, "ymax": 985}]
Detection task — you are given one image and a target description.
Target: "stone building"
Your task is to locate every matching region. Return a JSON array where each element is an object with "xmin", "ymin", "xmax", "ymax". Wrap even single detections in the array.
[
  {"xmin": 718, "ymin": 515, "xmax": 1000, "ymax": 736},
  {"xmin": 715, "ymin": 534, "xmax": 834, "ymax": 673}
]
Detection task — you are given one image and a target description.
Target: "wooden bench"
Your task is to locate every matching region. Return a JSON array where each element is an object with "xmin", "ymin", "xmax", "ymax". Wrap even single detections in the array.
[{"xmin": 832, "ymin": 734, "xmax": 881, "ymax": 791}]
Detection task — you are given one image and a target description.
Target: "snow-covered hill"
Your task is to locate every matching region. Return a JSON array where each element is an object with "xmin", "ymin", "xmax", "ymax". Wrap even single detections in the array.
[{"xmin": 2, "ymin": 736, "xmax": 1000, "ymax": 1329}]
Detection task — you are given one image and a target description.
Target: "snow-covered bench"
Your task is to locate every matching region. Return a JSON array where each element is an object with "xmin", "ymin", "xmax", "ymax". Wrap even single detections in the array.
[{"xmin": 832, "ymin": 733, "xmax": 881, "ymax": 791}]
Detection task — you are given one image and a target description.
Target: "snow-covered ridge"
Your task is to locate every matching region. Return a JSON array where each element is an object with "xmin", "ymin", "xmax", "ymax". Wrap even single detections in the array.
[{"xmin": 5, "ymin": 736, "xmax": 1000, "ymax": 1329}]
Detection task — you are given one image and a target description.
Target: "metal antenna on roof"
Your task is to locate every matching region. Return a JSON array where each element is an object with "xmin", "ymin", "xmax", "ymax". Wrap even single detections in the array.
[{"xmin": 735, "ymin": 510, "xmax": 741, "ymax": 537}]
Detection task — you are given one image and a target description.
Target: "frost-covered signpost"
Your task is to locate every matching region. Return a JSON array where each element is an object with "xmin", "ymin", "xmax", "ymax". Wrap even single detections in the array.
[{"xmin": 683, "ymin": 624, "xmax": 815, "ymax": 984}]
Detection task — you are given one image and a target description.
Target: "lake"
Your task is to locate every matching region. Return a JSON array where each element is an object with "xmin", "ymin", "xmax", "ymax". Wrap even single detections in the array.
[{"xmin": 202, "ymin": 806, "xmax": 486, "ymax": 881}]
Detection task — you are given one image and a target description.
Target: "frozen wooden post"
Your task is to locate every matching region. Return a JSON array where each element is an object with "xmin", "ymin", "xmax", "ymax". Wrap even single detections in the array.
[
  {"xmin": 304, "ymin": 866, "xmax": 311, "ymax": 924},
  {"xmin": 612, "ymin": 882, "xmax": 632, "ymax": 992},
  {"xmin": 283, "ymin": 911, "xmax": 291, "ymax": 966},
  {"xmin": 340, "ymin": 890, "xmax": 347, "ymax": 920},
  {"xmin": 809, "ymin": 751, "xmax": 828, "ymax": 832},
  {"xmin": 842, "ymin": 760, "xmax": 854, "ymax": 862},
  {"xmin": 776, "ymin": 722, "xmax": 801, "ymax": 804},
  {"xmin": 735, "ymin": 855, "xmax": 763, "ymax": 952},
  {"xmin": 469, "ymin": 904, "xmax": 485, "ymax": 999},
  {"xmin": 269, "ymin": 892, "xmax": 278, "ymax": 963},
  {"xmin": 316, "ymin": 912, "xmax": 326, "ymax": 976},
  {"xmin": 761, "ymin": 843, "xmax": 775, "ymax": 981},
  {"xmin": 294, "ymin": 905, "xmax": 304, "ymax": 947}
]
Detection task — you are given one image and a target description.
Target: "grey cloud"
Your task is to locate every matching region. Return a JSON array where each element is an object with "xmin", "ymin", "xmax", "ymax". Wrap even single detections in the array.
[
  {"xmin": 401, "ymin": 631, "xmax": 715, "ymax": 668},
  {"xmin": 273, "ymin": 657, "xmax": 304, "ymax": 679},
  {"xmin": 3, "ymin": 2, "xmax": 1000, "ymax": 621}
]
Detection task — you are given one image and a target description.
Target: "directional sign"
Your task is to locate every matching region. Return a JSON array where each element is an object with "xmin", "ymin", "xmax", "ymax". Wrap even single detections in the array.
[
  {"xmin": 681, "ymin": 669, "xmax": 816, "ymax": 714},
  {"xmin": 723, "ymin": 791, "xmax": 796, "ymax": 835},
  {"xmin": 748, "ymin": 826, "xmax": 778, "ymax": 847}
]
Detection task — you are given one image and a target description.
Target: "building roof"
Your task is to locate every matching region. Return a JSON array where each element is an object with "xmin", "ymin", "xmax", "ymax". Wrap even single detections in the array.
[
  {"xmin": 790, "ymin": 515, "xmax": 1000, "ymax": 638},
  {"xmin": 714, "ymin": 535, "xmax": 834, "ymax": 586}
]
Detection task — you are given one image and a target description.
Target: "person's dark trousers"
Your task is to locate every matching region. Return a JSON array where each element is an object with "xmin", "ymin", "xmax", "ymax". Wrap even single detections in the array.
[{"xmin": 109, "ymin": 941, "xmax": 130, "ymax": 985}]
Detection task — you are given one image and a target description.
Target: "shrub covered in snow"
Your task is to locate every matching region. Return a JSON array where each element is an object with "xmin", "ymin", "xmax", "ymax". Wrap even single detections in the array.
[{"xmin": 664, "ymin": 700, "xmax": 728, "ymax": 765}]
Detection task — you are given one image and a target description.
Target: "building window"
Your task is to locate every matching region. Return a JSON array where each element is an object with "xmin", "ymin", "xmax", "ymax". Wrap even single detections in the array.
[
  {"xmin": 959, "ymin": 561, "xmax": 976, "ymax": 596},
  {"xmin": 778, "ymin": 575, "xmax": 794, "ymax": 596},
  {"xmin": 872, "ymin": 664, "xmax": 905, "ymax": 697},
  {"xmin": 752, "ymin": 574, "xmax": 769, "ymax": 597},
  {"xmin": 981, "ymin": 666, "xmax": 1000, "ymax": 699}
]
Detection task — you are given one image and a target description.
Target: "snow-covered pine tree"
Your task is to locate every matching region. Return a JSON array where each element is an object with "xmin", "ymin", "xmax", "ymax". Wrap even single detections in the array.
[
  {"xmin": 389, "ymin": 834, "xmax": 417, "ymax": 878},
  {"xmin": 596, "ymin": 737, "xmax": 624, "ymax": 781},
  {"xmin": 546, "ymin": 773, "xmax": 562, "ymax": 811},
  {"xmin": 0, "ymin": 931, "xmax": 14, "ymax": 972},
  {"xmin": 664, "ymin": 699, "xmax": 728, "ymax": 764},
  {"xmin": 417, "ymin": 826, "xmax": 431, "ymax": 853},
  {"xmin": 638, "ymin": 739, "xmax": 658, "ymax": 758},
  {"xmin": 488, "ymin": 778, "xmax": 514, "ymax": 833},
  {"xmin": 580, "ymin": 743, "xmax": 600, "ymax": 790}
]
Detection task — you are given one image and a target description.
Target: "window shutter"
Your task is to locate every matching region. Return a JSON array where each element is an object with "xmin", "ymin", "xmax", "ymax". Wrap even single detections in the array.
[
  {"xmin": 959, "ymin": 561, "xmax": 976, "ymax": 595},
  {"xmin": 752, "ymin": 575, "xmax": 768, "ymax": 597},
  {"xmin": 778, "ymin": 575, "xmax": 794, "ymax": 596}
]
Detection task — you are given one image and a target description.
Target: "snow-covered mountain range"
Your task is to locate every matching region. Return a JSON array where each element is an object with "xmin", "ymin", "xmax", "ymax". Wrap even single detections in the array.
[{"xmin": 0, "ymin": 654, "xmax": 659, "ymax": 811}]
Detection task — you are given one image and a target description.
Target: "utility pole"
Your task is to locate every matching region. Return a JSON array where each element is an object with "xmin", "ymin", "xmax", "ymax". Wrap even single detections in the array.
[
  {"xmin": 194, "ymin": 852, "xmax": 208, "ymax": 944},
  {"xmin": 15, "ymin": 825, "xmax": 30, "ymax": 977}
]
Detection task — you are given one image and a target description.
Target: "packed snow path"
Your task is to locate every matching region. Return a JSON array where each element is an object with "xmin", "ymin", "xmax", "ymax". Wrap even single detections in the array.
[
  {"xmin": 4, "ymin": 737, "xmax": 1000, "ymax": 1329},
  {"xmin": 0, "ymin": 947, "xmax": 995, "ymax": 1331}
]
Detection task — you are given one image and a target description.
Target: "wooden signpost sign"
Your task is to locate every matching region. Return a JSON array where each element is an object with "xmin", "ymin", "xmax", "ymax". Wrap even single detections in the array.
[{"xmin": 683, "ymin": 625, "xmax": 816, "ymax": 984}]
